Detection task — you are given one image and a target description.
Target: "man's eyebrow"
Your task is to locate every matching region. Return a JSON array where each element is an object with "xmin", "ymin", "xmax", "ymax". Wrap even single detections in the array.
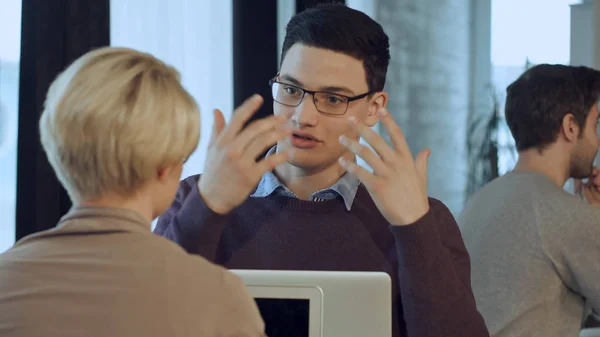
[
  {"xmin": 279, "ymin": 74, "xmax": 303, "ymax": 87},
  {"xmin": 279, "ymin": 74, "xmax": 356, "ymax": 96},
  {"xmin": 319, "ymin": 85, "xmax": 356, "ymax": 96}
]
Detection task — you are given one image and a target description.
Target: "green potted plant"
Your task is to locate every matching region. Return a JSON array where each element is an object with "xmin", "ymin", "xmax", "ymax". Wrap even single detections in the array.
[
  {"xmin": 465, "ymin": 60, "xmax": 535, "ymax": 199},
  {"xmin": 465, "ymin": 86, "xmax": 518, "ymax": 199}
]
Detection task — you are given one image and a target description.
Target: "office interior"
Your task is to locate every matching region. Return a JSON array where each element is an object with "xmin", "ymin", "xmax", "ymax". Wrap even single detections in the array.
[{"xmin": 0, "ymin": 0, "xmax": 599, "ymax": 335}]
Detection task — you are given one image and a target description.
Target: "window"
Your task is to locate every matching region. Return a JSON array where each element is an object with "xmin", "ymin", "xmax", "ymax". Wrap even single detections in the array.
[
  {"xmin": 111, "ymin": 0, "xmax": 233, "ymax": 179},
  {"xmin": 111, "ymin": 0, "xmax": 233, "ymax": 227},
  {"xmin": 491, "ymin": 0, "xmax": 580, "ymax": 174},
  {"xmin": 346, "ymin": 0, "xmax": 378, "ymax": 172},
  {"xmin": 0, "ymin": 0, "xmax": 21, "ymax": 252}
]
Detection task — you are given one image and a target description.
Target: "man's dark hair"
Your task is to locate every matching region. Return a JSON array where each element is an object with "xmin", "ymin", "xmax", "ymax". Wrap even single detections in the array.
[
  {"xmin": 281, "ymin": 3, "xmax": 390, "ymax": 93},
  {"xmin": 505, "ymin": 64, "xmax": 600, "ymax": 152}
]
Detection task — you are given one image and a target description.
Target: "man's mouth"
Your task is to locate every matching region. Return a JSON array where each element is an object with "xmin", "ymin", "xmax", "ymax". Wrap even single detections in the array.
[
  {"xmin": 290, "ymin": 133, "xmax": 320, "ymax": 149},
  {"xmin": 293, "ymin": 133, "xmax": 316, "ymax": 141}
]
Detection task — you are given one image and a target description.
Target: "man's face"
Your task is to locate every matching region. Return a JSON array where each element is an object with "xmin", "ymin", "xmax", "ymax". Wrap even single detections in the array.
[
  {"xmin": 570, "ymin": 103, "xmax": 600, "ymax": 178},
  {"xmin": 274, "ymin": 44, "xmax": 384, "ymax": 171}
]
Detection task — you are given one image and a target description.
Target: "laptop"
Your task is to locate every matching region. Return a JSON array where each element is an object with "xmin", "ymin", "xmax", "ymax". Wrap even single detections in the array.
[{"xmin": 231, "ymin": 269, "xmax": 392, "ymax": 337}]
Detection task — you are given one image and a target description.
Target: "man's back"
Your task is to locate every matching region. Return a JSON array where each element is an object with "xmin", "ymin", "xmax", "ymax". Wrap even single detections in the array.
[
  {"xmin": 459, "ymin": 171, "xmax": 600, "ymax": 337},
  {"xmin": 0, "ymin": 207, "xmax": 264, "ymax": 337}
]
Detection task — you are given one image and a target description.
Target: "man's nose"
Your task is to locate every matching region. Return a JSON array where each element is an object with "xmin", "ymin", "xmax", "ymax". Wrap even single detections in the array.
[{"xmin": 291, "ymin": 94, "xmax": 319, "ymax": 126}]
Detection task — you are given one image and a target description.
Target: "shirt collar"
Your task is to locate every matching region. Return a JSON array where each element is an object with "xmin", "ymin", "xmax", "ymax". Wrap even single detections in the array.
[{"xmin": 251, "ymin": 147, "xmax": 360, "ymax": 211}]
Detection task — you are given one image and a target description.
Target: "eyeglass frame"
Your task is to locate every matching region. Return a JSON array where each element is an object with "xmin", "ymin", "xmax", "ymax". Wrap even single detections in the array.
[{"xmin": 268, "ymin": 75, "xmax": 373, "ymax": 116}]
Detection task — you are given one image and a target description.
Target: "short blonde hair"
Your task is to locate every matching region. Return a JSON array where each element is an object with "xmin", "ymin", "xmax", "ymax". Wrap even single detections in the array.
[{"xmin": 40, "ymin": 47, "xmax": 200, "ymax": 201}]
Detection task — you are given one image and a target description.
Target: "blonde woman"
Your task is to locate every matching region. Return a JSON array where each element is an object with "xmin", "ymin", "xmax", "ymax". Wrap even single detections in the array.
[{"xmin": 0, "ymin": 47, "xmax": 265, "ymax": 337}]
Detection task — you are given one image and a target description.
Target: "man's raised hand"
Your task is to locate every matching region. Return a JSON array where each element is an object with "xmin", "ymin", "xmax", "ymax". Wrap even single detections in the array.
[{"xmin": 199, "ymin": 95, "xmax": 291, "ymax": 214}]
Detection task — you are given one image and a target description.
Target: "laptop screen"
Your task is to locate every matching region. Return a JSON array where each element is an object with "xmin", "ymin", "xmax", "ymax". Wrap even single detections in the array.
[{"xmin": 254, "ymin": 298, "xmax": 310, "ymax": 337}]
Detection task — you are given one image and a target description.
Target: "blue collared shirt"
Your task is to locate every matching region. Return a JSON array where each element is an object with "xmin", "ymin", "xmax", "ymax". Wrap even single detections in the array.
[{"xmin": 250, "ymin": 147, "xmax": 361, "ymax": 211}]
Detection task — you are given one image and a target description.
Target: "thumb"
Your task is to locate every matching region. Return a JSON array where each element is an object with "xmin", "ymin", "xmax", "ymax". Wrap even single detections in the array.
[
  {"xmin": 209, "ymin": 109, "xmax": 226, "ymax": 146},
  {"xmin": 415, "ymin": 148, "xmax": 431, "ymax": 185}
]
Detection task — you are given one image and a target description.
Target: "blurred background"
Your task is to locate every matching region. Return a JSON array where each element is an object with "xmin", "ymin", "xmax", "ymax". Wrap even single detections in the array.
[{"xmin": 0, "ymin": 0, "xmax": 598, "ymax": 252}]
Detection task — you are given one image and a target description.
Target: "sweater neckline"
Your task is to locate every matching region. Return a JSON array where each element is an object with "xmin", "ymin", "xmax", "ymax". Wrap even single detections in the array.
[{"xmin": 259, "ymin": 184, "xmax": 370, "ymax": 213}]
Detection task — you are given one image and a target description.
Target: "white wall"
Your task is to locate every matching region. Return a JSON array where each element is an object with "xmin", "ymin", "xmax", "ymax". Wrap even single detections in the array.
[
  {"xmin": 570, "ymin": 0, "xmax": 600, "ymax": 190},
  {"xmin": 570, "ymin": 0, "xmax": 596, "ymax": 67},
  {"xmin": 374, "ymin": 0, "xmax": 474, "ymax": 215},
  {"xmin": 570, "ymin": 0, "xmax": 600, "ymax": 69},
  {"xmin": 277, "ymin": 0, "xmax": 296, "ymax": 65},
  {"xmin": 470, "ymin": 0, "xmax": 492, "ymax": 119},
  {"xmin": 595, "ymin": 0, "xmax": 600, "ymax": 68}
]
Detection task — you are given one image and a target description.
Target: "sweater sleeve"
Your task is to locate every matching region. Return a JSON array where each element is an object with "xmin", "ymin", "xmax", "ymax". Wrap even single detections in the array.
[
  {"xmin": 537, "ymin": 200, "xmax": 600, "ymax": 318},
  {"xmin": 389, "ymin": 198, "xmax": 489, "ymax": 337},
  {"xmin": 153, "ymin": 175, "xmax": 232, "ymax": 262}
]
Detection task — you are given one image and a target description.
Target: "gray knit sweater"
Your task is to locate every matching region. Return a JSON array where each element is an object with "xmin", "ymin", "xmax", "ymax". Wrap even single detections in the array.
[{"xmin": 459, "ymin": 171, "xmax": 600, "ymax": 337}]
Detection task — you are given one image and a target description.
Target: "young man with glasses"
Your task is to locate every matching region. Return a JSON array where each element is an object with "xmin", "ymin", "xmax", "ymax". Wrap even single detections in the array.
[{"xmin": 155, "ymin": 4, "xmax": 489, "ymax": 337}]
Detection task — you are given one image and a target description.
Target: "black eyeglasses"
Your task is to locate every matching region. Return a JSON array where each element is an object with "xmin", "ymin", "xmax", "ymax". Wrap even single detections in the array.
[{"xmin": 269, "ymin": 77, "xmax": 372, "ymax": 116}]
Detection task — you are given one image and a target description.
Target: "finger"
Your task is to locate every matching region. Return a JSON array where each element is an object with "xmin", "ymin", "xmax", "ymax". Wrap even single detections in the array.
[
  {"xmin": 573, "ymin": 179, "xmax": 584, "ymax": 196},
  {"xmin": 339, "ymin": 157, "xmax": 380, "ymax": 187},
  {"xmin": 338, "ymin": 135, "xmax": 391, "ymax": 175},
  {"xmin": 338, "ymin": 156, "xmax": 375, "ymax": 183},
  {"xmin": 209, "ymin": 109, "xmax": 227, "ymax": 147},
  {"xmin": 244, "ymin": 129, "xmax": 292, "ymax": 161},
  {"xmin": 586, "ymin": 182, "xmax": 600, "ymax": 199},
  {"xmin": 415, "ymin": 148, "xmax": 431, "ymax": 185},
  {"xmin": 582, "ymin": 185, "xmax": 596, "ymax": 204},
  {"xmin": 220, "ymin": 94, "xmax": 264, "ymax": 143},
  {"xmin": 377, "ymin": 108, "xmax": 412, "ymax": 156},
  {"xmin": 256, "ymin": 151, "xmax": 290, "ymax": 175},
  {"xmin": 592, "ymin": 170, "xmax": 600, "ymax": 183},
  {"xmin": 233, "ymin": 113, "xmax": 291, "ymax": 151},
  {"xmin": 347, "ymin": 116, "xmax": 398, "ymax": 164}
]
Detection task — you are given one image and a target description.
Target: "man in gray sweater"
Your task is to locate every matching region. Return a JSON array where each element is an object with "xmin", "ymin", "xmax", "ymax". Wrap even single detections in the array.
[{"xmin": 459, "ymin": 64, "xmax": 600, "ymax": 337}]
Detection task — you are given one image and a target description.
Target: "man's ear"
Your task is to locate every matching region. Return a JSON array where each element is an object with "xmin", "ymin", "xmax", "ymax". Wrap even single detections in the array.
[
  {"xmin": 365, "ymin": 91, "xmax": 388, "ymax": 127},
  {"xmin": 561, "ymin": 113, "xmax": 580, "ymax": 143}
]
